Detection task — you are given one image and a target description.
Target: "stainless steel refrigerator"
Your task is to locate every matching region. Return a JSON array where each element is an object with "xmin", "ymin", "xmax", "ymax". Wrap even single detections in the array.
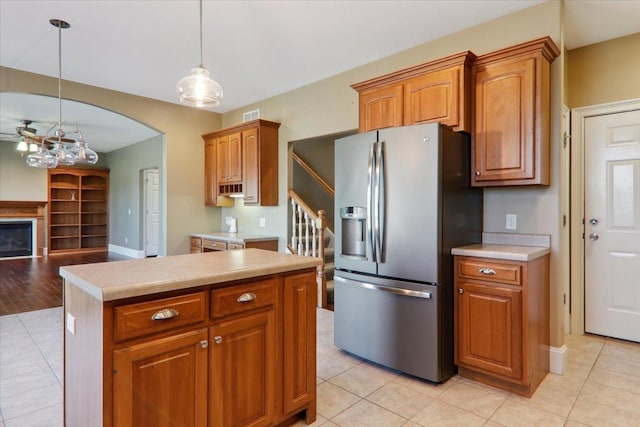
[{"xmin": 334, "ymin": 123, "xmax": 482, "ymax": 383}]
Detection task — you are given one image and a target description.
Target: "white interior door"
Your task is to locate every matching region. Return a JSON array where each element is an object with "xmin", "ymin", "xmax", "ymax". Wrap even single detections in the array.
[
  {"xmin": 144, "ymin": 169, "xmax": 160, "ymax": 257},
  {"xmin": 585, "ymin": 109, "xmax": 640, "ymax": 342}
]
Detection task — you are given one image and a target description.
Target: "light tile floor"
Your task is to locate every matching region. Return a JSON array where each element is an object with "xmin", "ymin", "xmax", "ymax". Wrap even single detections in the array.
[{"xmin": 2, "ymin": 307, "xmax": 640, "ymax": 426}]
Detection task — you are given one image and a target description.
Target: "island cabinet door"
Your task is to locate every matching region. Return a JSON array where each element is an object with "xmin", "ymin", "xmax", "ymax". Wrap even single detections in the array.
[
  {"xmin": 209, "ymin": 310, "xmax": 276, "ymax": 427},
  {"xmin": 113, "ymin": 328, "xmax": 209, "ymax": 427},
  {"xmin": 283, "ymin": 271, "xmax": 317, "ymax": 417}
]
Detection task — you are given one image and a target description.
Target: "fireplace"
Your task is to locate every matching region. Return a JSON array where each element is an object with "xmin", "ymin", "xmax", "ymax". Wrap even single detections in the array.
[
  {"xmin": 0, "ymin": 220, "xmax": 34, "ymax": 258},
  {"xmin": 0, "ymin": 201, "xmax": 47, "ymax": 257}
]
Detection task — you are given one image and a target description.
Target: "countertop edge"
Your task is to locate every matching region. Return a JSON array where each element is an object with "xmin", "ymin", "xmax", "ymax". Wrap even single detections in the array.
[
  {"xmin": 60, "ymin": 250, "xmax": 321, "ymax": 302},
  {"xmin": 451, "ymin": 244, "xmax": 551, "ymax": 261},
  {"xmin": 190, "ymin": 232, "xmax": 278, "ymax": 243}
]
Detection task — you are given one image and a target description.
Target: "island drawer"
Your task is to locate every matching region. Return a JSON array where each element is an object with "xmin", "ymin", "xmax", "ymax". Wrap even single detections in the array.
[
  {"xmin": 211, "ymin": 278, "xmax": 276, "ymax": 318},
  {"xmin": 114, "ymin": 291, "xmax": 207, "ymax": 341},
  {"xmin": 203, "ymin": 238, "xmax": 227, "ymax": 251},
  {"xmin": 458, "ymin": 258, "xmax": 522, "ymax": 286},
  {"xmin": 228, "ymin": 242, "xmax": 245, "ymax": 250}
]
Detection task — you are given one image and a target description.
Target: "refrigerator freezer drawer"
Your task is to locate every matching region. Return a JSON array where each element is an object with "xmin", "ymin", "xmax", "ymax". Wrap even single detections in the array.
[{"xmin": 334, "ymin": 274, "xmax": 446, "ymax": 383}]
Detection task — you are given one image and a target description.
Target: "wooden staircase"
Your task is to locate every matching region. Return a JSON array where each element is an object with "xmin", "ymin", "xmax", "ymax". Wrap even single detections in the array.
[{"xmin": 288, "ymin": 190, "xmax": 334, "ymax": 309}]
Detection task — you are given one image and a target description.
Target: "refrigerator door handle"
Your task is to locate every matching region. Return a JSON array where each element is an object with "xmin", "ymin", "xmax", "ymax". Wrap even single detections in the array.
[
  {"xmin": 367, "ymin": 141, "xmax": 377, "ymax": 262},
  {"xmin": 376, "ymin": 140, "xmax": 385, "ymax": 262},
  {"xmin": 335, "ymin": 276, "xmax": 432, "ymax": 299}
]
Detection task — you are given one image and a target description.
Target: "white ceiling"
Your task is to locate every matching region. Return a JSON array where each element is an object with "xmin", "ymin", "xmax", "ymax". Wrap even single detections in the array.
[{"xmin": 1, "ymin": 0, "xmax": 639, "ymax": 152}]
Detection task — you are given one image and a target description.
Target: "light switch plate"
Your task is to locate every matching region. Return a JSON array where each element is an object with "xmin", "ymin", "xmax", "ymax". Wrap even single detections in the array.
[
  {"xmin": 259, "ymin": 218, "xmax": 266, "ymax": 228},
  {"xmin": 506, "ymin": 214, "xmax": 517, "ymax": 230}
]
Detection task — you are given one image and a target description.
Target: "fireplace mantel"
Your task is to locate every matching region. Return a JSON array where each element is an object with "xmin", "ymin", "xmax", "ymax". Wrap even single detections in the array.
[{"xmin": 0, "ymin": 201, "xmax": 47, "ymax": 256}]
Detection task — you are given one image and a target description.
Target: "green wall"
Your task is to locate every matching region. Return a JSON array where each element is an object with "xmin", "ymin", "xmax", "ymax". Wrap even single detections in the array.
[{"xmin": 104, "ymin": 134, "xmax": 164, "ymax": 254}]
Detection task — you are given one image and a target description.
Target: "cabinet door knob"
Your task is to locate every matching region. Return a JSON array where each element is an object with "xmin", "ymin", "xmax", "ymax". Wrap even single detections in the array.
[
  {"xmin": 151, "ymin": 308, "xmax": 179, "ymax": 320},
  {"xmin": 237, "ymin": 292, "xmax": 256, "ymax": 303},
  {"xmin": 200, "ymin": 340, "xmax": 208, "ymax": 349},
  {"xmin": 475, "ymin": 171, "xmax": 480, "ymax": 176},
  {"xmin": 214, "ymin": 336, "xmax": 222, "ymax": 344},
  {"xmin": 479, "ymin": 268, "xmax": 496, "ymax": 275},
  {"xmin": 458, "ymin": 288, "xmax": 464, "ymax": 294}
]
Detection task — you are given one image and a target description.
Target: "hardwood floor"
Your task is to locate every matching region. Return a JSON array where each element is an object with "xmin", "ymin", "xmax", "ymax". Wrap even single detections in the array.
[{"xmin": 0, "ymin": 252, "xmax": 130, "ymax": 316}]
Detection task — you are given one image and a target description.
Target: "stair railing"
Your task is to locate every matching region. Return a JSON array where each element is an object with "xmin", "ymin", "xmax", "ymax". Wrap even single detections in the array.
[{"xmin": 288, "ymin": 189, "xmax": 328, "ymax": 308}]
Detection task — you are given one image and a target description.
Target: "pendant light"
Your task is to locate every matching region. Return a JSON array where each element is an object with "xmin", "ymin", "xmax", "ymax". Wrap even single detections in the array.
[
  {"xmin": 176, "ymin": 0, "xmax": 223, "ymax": 108},
  {"xmin": 46, "ymin": 19, "xmax": 76, "ymax": 166},
  {"xmin": 27, "ymin": 19, "xmax": 98, "ymax": 168}
]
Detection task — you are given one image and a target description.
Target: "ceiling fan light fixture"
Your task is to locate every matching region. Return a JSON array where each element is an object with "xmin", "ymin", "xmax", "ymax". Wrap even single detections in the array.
[
  {"xmin": 176, "ymin": 0, "xmax": 222, "ymax": 108},
  {"xmin": 16, "ymin": 138, "xmax": 28, "ymax": 152}
]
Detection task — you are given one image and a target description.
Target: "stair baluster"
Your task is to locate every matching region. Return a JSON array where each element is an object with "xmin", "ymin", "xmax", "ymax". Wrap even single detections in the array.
[{"xmin": 287, "ymin": 190, "xmax": 331, "ymax": 308}]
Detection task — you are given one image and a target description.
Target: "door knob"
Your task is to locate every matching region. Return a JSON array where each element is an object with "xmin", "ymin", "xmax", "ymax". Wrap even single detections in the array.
[
  {"xmin": 589, "ymin": 218, "xmax": 598, "ymax": 226},
  {"xmin": 589, "ymin": 233, "xmax": 599, "ymax": 241}
]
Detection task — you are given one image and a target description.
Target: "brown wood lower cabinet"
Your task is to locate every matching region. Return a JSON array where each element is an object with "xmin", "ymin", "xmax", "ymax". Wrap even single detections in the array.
[
  {"xmin": 72, "ymin": 268, "xmax": 317, "ymax": 427},
  {"xmin": 113, "ymin": 329, "xmax": 209, "ymax": 426},
  {"xmin": 454, "ymin": 255, "xmax": 549, "ymax": 397},
  {"xmin": 456, "ymin": 281, "xmax": 523, "ymax": 380},
  {"xmin": 210, "ymin": 311, "xmax": 275, "ymax": 427}
]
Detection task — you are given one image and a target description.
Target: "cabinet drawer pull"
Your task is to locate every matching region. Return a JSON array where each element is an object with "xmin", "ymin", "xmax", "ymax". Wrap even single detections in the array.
[
  {"xmin": 150, "ymin": 308, "xmax": 179, "ymax": 320},
  {"xmin": 214, "ymin": 336, "xmax": 222, "ymax": 344},
  {"xmin": 479, "ymin": 268, "xmax": 497, "ymax": 275},
  {"xmin": 237, "ymin": 292, "xmax": 256, "ymax": 303}
]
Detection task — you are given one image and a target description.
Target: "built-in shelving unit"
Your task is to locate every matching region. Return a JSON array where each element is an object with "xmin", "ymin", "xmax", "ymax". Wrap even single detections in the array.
[{"xmin": 48, "ymin": 167, "xmax": 109, "ymax": 254}]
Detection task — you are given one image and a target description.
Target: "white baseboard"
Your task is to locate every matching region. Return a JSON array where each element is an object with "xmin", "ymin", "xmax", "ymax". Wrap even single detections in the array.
[
  {"xmin": 108, "ymin": 244, "xmax": 145, "ymax": 259},
  {"xmin": 550, "ymin": 345, "xmax": 568, "ymax": 375}
]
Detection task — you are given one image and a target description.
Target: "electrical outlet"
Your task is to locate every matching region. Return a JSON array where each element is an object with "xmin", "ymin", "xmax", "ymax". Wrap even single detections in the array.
[
  {"xmin": 225, "ymin": 216, "xmax": 232, "ymax": 226},
  {"xmin": 66, "ymin": 312, "xmax": 76, "ymax": 335},
  {"xmin": 506, "ymin": 214, "xmax": 517, "ymax": 230},
  {"xmin": 259, "ymin": 218, "xmax": 266, "ymax": 228},
  {"xmin": 125, "ymin": 237, "xmax": 128, "ymax": 244}
]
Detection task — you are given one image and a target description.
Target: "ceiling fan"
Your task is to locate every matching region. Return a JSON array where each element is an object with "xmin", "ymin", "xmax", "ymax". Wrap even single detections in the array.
[{"xmin": 0, "ymin": 119, "xmax": 39, "ymax": 140}]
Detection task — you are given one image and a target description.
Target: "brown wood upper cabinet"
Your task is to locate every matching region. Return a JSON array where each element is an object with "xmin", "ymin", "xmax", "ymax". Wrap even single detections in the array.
[
  {"xmin": 202, "ymin": 119, "xmax": 280, "ymax": 206},
  {"xmin": 216, "ymin": 132, "xmax": 242, "ymax": 184},
  {"xmin": 472, "ymin": 37, "xmax": 560, "ymax": 186},
  {"xmin": 352, "ymin": 51, "xmax": 476, "ymax": 133}
]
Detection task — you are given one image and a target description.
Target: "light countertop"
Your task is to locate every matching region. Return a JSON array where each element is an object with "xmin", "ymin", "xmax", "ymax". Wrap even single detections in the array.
[
  {"xmin": 191, "ymin": 232, "xmax": 278, "ymax": 243},
  {"xmin": 60, "ymin": 249, "xmax": 320, "ymax": 302},
  {"xmin": 451, "ymin": 232, "xmax": 551, "ymax": 261},
  {"xmin": 451, "ymin": 244, "xmax": 550, "ymax": 261}
]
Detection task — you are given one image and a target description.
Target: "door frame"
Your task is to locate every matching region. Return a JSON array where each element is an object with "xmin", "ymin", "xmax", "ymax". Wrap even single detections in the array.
[{"xmin": 570, "ymin": 98, "xmax": 640, "ymax": 335}]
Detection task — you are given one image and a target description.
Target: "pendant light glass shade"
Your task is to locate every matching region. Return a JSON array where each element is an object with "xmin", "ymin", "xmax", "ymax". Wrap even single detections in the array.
[
  {"xmin": 69, "ymin": 125, "xmax": 98, "ymax": 164},
  {"xmin": 177, "ymin": 66, "xmax": 223, "ymax": 107},
  {"xmin": 176, "ymin": 0, "xmax": 222, "ymax": 108},
  {"xmin": 50, "ymin": 141, "xmax": 76, "ymax": 165},
  {"xmin": 71, "ymin": 139, "xmax": 99, "ymax": 164},
  {"xmin": 26, "ymin": 144, "xmax": 59, "ymax": 168}
]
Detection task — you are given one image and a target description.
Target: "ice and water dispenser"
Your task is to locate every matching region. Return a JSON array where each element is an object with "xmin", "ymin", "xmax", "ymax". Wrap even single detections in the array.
[{"xmin": 340, "ymin": 206, "xmax": 367, "ymax": 259}]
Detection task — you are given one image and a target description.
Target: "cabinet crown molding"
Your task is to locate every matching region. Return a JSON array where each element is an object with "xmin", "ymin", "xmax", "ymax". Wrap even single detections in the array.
[
  {"xmin": 202, "ymin": 119, "xmax": 281, "ymax": 140},
  {"xmin": 351, "ymin": 50, "xmax": 476, "ymax": 91},
  {"xmin": 474, "ymin": 36, "xmax": 560, "ymax": 66}
]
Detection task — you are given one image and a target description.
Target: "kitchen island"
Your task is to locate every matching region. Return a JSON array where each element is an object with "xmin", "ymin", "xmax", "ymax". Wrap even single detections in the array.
[{"xmin": 61, "ymin": 249, "xmax": 321, "ymax": 427}]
